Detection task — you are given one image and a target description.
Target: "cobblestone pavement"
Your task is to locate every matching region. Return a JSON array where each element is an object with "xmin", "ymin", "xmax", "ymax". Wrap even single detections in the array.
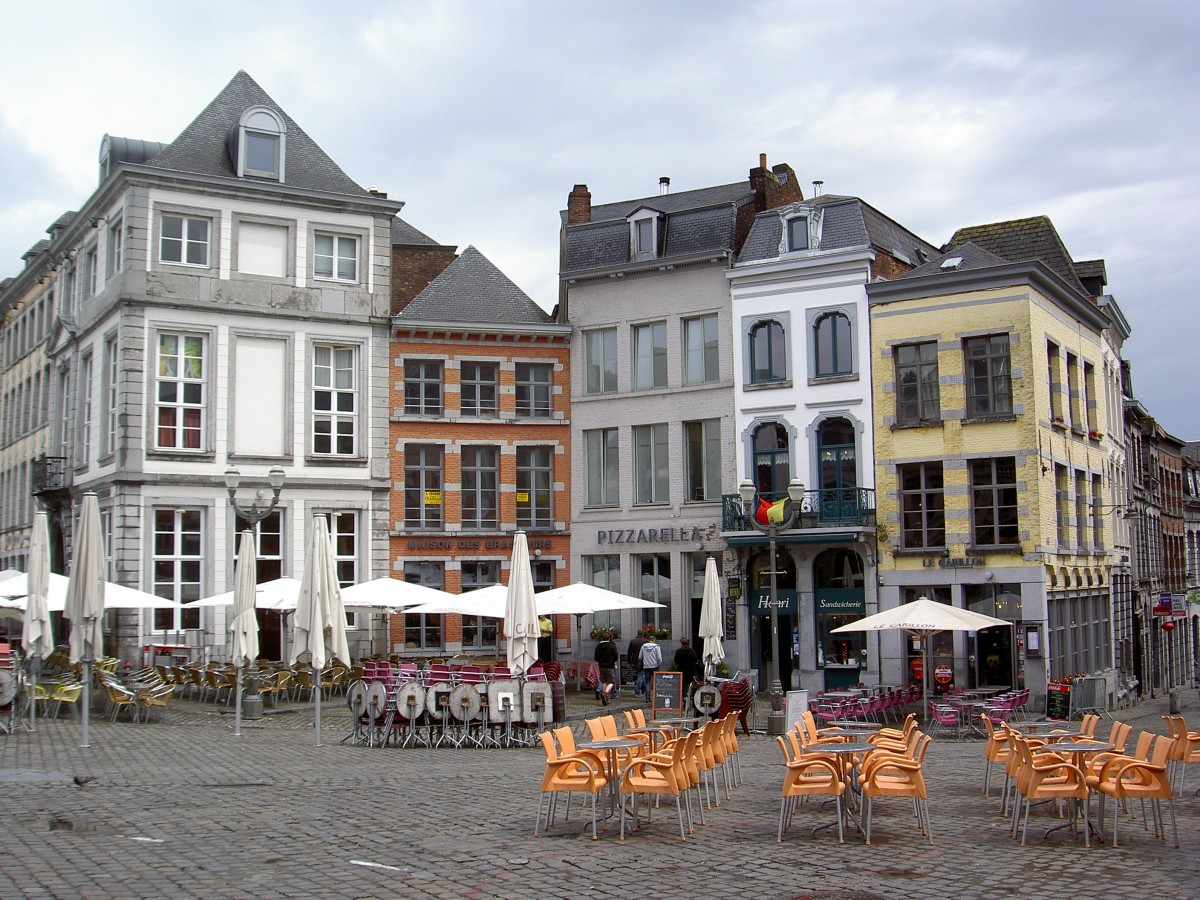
[{"xmin": 1, "ymin": 687, "xmax": 1198, "ymax": 899}]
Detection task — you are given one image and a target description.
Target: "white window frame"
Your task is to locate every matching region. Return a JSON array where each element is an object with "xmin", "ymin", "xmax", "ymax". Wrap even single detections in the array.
[
  {"xmin": 313, "ymin": 232, "xmax": 359, "ymax": 283},
  {"xmin": 683, "ymin": 314, "xmax": 719, "ymax": 385},
  {"xmin": 76, "ymin": 353, "xmax": 93, "ymax": 468},
  {"xmin": 583, "ymin": 328, "xmax": 617, "ymax": 395},
  {"xmin": 151, "ymin": 507, "xmax": 203, "ymax": 632},
  {"xmin": 107, "ymin": 218, "xmax": 124, "ymax": 277},
  {"xmin": 159, "ymin": 213, "xmax": 211, "ymax": 268},
  {"xmin": 153, "ymin": 331, "xmax": 208, "ymax": 452},
  {"xmin": 235, "ymin": 106, "xmax": 286, "ymax": 181},
  {"xmin": 102, "ymin": 335, "xmax": 118, "ymax": 458},
  {"xmin": 404, "ymin": 443, "xmax": 444, "ymax": 530},
  {"xmin": 632, "ymin": 320, "xmax": 667, "ymax": 390},
  {"xmin": 585, "ymin": 427, "xmax": 619, "ymax": 508},
  {"xmin": 311, "ymin": 343, "xmax": 358, "ymax": 457},
  {"xmin": 684, "ymin": 418, "xmax": 721, "ymax": 502},
  {"xmin": 516, "ymin": 445, "xmax": 554, "ymax": 529},
  {"xmin": 515, "ymin": 362, "xmax": 553, "ymax": 417},
  {"xmin": 629, "ymin": 211, "xmax": 661, "ymax": 260},
  {"xmin": 633, "ymin": 423, "xmax": 669, "ymax": 505}
]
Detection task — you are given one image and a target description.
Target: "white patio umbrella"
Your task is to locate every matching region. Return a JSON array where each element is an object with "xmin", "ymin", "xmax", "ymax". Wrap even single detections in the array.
[
  {"xmin": 404, "ymin": 583, "xmax": 508, "ymax": 619},
  {"xmin": 533, "ymin": 582, "xmax": 665, "ymax": 691},
  {"xmin": 229, "ymin": 530, "xmax": 259, "ymax": 738},
  {"xmin": 504, "ymin": 531, "xmax": 539, "ymax": 676},
  {"xmin": 339, "ymin": 576, "xmax": 455, "ymax": 612},
  {"xmin": 830, "ymin": 596, "xmax": 1013, "ymax": 713},
  {"xmin": 65, "ymin": 493, "xmax": 106, "ymax": 749},
  {"xmin": 22, "ymin": 512, "xmax": 53, "ymax": 732},
  {"xmin": 698, "ymin": 557, "xmax": 725, "ymax": 679},
  {"xmin": 194, "ymin": 576, "xmax": 301, "ymax": 611},
  {"xmin": 290, "ymin": 517, "xmax": 350, "ymax": 745},
  {"xmin": 0, "ymin": 572, "xmax": 182, "ymax": 611}
]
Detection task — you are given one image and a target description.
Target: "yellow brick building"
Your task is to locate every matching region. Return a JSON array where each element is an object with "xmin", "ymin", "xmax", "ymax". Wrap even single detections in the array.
[{"xmin": 867, "ymin": 226, "xmax": 1117, "ymax": 710}]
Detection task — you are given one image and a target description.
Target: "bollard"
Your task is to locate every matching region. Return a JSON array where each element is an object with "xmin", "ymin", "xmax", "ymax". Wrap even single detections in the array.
[{"xmin": 1169, "ymin": 688, "xmax": 1180, "ymax": 715}]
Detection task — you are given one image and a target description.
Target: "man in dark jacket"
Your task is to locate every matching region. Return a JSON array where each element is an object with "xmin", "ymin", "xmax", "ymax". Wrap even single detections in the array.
[
  {"xmin": 627, "ymin": 631, "xmax": 647, "ymax": 698},
  {"xmin": 594, "ymin": 636, "xmax": 619, "ymax": 705},
  {"xmin": 673, "ymin": 638, "xmax": 700, "ymax": 712}
]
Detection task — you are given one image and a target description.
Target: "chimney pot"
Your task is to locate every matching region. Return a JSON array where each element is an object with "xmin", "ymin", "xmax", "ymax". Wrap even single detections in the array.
[
  {"xmin": 659, "ymin": 176, "xmax": 670, "ymax": 195},
  {"xmin": 759, "ymin": 152, "xmax": 767, "ymax": 169}
]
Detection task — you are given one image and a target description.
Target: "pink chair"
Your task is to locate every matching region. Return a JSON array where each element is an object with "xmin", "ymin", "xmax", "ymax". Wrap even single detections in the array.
[{"xmin": 929, "ymin": 701, "xmax": 961, "ymax": 740}]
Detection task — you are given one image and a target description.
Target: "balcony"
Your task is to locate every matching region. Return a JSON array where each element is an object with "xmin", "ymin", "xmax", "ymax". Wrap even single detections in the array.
[
  {"xmin": 721, "ymin": 487, "xmax": 876, "ymax": 533},
  {"xmin": 31, "ymin": 456, "xmax": 69, "ymax": 495}
]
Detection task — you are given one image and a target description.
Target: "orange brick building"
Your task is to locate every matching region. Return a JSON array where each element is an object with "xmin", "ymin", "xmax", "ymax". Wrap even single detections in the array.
[{"xmin": 389, "ymin": 244, "xmax": 572, "ymax": 658}]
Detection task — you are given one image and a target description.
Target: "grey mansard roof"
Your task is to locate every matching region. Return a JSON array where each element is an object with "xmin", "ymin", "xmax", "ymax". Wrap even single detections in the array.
[
  {"xmin": 562, "ymin": 182, "xmax": 753, "ymax": 273},
  {"xmin": 390, "ymin": 216, "xmax": 440, "ymax": 246},
  {"xmin": 737, "ymin": 195, "xmax": 937, "ymax": 266},
  {"xmin": 139, "ymin": 71, "xmax": 371, "ymax": 198},
  {"xmin": 397, "ymin": 245, "xmax": 552, "ymax": 326},
  {"xmin": 901, "ymin": 241, "xmax": 1010, "ymax": 277}
]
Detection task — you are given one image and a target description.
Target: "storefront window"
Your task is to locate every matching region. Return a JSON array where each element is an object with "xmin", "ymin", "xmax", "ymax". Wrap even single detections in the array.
[{"xmin": 903, "ymin": 587, "xmax": 952, "ymax": 692}]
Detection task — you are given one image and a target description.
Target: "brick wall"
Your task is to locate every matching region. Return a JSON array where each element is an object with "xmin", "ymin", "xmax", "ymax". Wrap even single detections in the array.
[{"xmin": 391, "ymin": 245, "xmax": 457, "ymax": 314}]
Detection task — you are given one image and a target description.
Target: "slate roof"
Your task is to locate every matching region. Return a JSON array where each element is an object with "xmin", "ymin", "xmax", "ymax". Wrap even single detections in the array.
[
  {"xmin": 390, "ymin": 216, "xmax": 440, "ymax": 247},
  {"xmin": 900, "ymin": 241, "xmax": 1010, "ymax": 278},
  {"xmin": 139, "ymin": 71, "xmax": 369, "ymax": 198},
  {"xmin": 943, "ymin": 216, "xmax": 1087, "ymax": 295},
  {"xmin": 562, "ymin": 182, "xmax": 753, "ymax": 273},
  {"xmin": 738, "ymin": 195, "xmax": 937, "ymax": 265},
  {"xmin": 396, "ymin": 246, "xmax": 552, "ymax": 326}
]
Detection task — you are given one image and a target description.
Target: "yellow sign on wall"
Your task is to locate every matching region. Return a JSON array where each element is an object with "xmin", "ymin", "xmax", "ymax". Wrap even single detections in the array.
[{"xmin": 425, "ymin": 491, "xmax": 442, "ymax": 505}]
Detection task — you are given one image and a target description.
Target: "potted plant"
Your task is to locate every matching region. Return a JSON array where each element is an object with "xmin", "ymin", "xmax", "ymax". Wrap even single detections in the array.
[
  {"xmin": 715, "ymin": 661, "xmax": 731, "ymax": 678},
  {"xmin": 1088, "ymin": 429, "xmax": 1102, "ymax": 440},
  {"xmin": 589, "ymin": 624, "xmax": 619, "ymax": 640},
  {"xmin": 653, "ymin": 625, "xmax": 672, "ymax": 640}
]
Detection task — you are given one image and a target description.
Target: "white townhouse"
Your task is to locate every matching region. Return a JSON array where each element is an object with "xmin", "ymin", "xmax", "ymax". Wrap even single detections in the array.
[{"xmin": 14, "ymin": 72, "xmax": 404, "ymax": 663}]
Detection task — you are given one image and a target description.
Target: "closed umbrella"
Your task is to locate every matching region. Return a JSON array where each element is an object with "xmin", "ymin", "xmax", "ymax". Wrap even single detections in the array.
[
  {"xmin": 290, "ymin": 517, "xmax": 350, "ymax": 745},
  {"xmin": 698, "ymin": 557, "xmax": 724, "ymax": 679},
  {"xmin": 504, "ymin": 531, "xmax": 539, "ymax": 676},
  {"xmin": 22, "ymin": 512, "xmax": 53, "ymax": 732},
  {"xmin": 830, "ymin": 596, "xmax": 1013, "ymax": 714},
  {"xmin": 65, "ymin": 493, "xmax": 105, "ymax": 749},
  {"xmin": 229, "ymin": 530, "xmax": 259, "ymax": 738}
]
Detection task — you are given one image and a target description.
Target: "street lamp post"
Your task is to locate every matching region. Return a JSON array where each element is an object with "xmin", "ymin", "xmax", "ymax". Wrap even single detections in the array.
[
  {"xmin": 739, "ymin": 476, "xmax": 805, "ymax": 736},
  {"xmin": 224, "ymin": 465, "xmax": 285, "ymax": 720}
]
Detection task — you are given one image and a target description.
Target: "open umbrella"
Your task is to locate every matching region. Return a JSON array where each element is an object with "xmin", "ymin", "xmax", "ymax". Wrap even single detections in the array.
[
  {"xmin": 229, "ymin": 530, "xmax": 258, "ymax": 738},
  {"xmin": 22, "ymin": 512, "xmax": 53, "ymax": 732},
  {"xmin": 504, "ymin": 531, "xmax": 539, "ymax": 676},
  {"xmin": 0, "ymin": 572, "xmax": 182, "ymax": 611},
  {"xmin": 194, "ymin": 576, "xmax": 301, "ymax": 610},
  {"xmin": 830, "ymin": 596, "xmax": 1013, "ymax": 714},
  {"xmin": 339, "ymin": 576, "xmax": 455, "ymax": 612},
  {"xmin": 65, "ymin": 493, "xmax": 106, "ymax": 749},
  {"xmin": 533, "ymin": 582, "xmax": 665, "ymax": 691},
  {"xmin": 698, "ymin": 557, "xmax": 724, "ymax": 679},
  {"xmin": 290, "ymin": 517, "xmax": 350, "ymax": 745},
  {"xmin": 404, "ymin": 584, "xmax": 508, "ymax": 619}
]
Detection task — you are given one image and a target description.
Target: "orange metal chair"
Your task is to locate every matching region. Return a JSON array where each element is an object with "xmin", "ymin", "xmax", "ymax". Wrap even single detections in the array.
[
  {"xmin": 1094, "ymin": 735, "xmax": 1180, "ymax": 848},
  {"xmin": 775, "ymin": 736, "xmax": 847, "ymax": 844},
  {"xmin": 534, "ymin": 731, "xmax": 608, "ymax": 840},
  {"xmin": 857, "ymin": 735, "xmax": 932, "ymax": 846}
]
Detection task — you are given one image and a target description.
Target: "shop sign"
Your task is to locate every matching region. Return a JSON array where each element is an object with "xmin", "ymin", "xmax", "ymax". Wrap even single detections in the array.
[
  {"xmin": 1153, "ymin": 592, "xmax": 1173, "ymax": 616},
  {"xmin": 406, "ymin": 536, "xmax": 554, "ymax": 552},
  {"xmin": 816, "ymin": 596, "xmax": 865, "ymax": 615},
  {"xmin": 750, "ymin": 589, "xmax": 797, "ymax": 616},
  {"xmin": 596, "ymin": 526, "xmax": 707, "ymax": 545},
  {"xmin": 934, "ymin": 664, "xmax": 953, "ymax": 684},
  {"xmin": 923, "ymin": 557, "xmax": 986, "ymax": 568},
  {"xmin": 910, "ymin": 658, "xmax": 924, "ymax": 680},
  {"xmin": 1171, "ymin": 593, "xmax": 1188, "ymax": 618}
]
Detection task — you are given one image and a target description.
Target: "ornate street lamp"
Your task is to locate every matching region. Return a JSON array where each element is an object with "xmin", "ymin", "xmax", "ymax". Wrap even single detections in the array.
[
  {"xmin": 739, "ymin": 476, "xmax": 805, "ymax": 736},
  {"xmin": 225, "ymin": 465, "xmax": 286, "ymax": 527},
  {"xmin": 224, "ymin": 465, "xmax": 285, "ymax": 720}
]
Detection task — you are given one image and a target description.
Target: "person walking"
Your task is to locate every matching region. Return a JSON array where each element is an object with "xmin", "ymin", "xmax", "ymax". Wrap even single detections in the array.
[
  {"xmin": 628, "ymin": 630, "xmax": 647, "ymax": 699},
  {"xmin": 673, "ymin": 638, "xmax": 700, "ymax": 705},
  {"xmin": 593, "ymin": 634, "xmax": 619, "ymax": 706},
  {"xmin": 638, "ymin": 632, "xmax": 662, "ymax": 702}
]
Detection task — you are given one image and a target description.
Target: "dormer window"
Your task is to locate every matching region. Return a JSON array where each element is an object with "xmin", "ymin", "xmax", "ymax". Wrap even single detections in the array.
[
  {"xmin": 787, "ymin": 216, "xmax": 809, "ymax": 251},
  {"xmin": 628, "ymin": 209, "xmax": 662, "ymax": 261},
  {"xmin": 231, "ymin": 106, "xmax": 286, "ymax": 181}
]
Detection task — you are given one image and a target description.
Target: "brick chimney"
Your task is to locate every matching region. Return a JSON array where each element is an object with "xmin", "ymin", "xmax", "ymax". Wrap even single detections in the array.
[
  {"xmin": 749, "ymin": 153, "xmax": 803, "ymax": 212},
  {"xmin": 568, "ymin": 184, "xmax": 592, "ymax": 225}
]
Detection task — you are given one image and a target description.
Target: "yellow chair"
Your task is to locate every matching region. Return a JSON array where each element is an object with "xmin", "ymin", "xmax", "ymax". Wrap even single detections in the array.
[
  {"xmin": 621, "ymin": 736, "xmax": 691, "ymax": 842},
  {"xmin": 775, "ymin": 736, "xmax": 847, "ymax": 843},
  {"xmin": 48, "ymin": 680, "xmax": 83, "ymax": 718},
  {"xmin": 857, "ymin": 735, "xmax": 933, "ymax": 846},
  {"xmin": 138, "ymin": 684, "xmax": 175, "ymax": 722},
  {"xmin": 1012, "ymin": 738, "xmax": 1090, "ymax": 847},
  {"xmin": 534, "ymin": 731, "xmax": 608, "ymax": 840},
  {"xmin": 1163, "ymin": 715, "xmax": 1200, "ymax": 796},
  {"xmin": 101, "ymin": 679, "xmax": 139, "ymax": 722},
  {"xmin": 1094, "ymin": 736, "xmax": 1179, "ymax": 848},
  {"xmin": 979, "ymin": 714, "xmax": 1013, "ymax": 797}
]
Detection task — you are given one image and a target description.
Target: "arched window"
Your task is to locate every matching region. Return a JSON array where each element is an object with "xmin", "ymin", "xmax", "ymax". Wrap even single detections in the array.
[
  {"xmin": 230, "ymin": 106, "xmax": 286, "ymax": 181},
  {"xmin": 814, "ymin": 311, "xmax": 851, "ymax": 376},
  {"xmin": 752, "ymin": 422, "xmax": 790, "ymax": 497},
  {"xmin": 749, "ymin": 319, "xmax": 786, "ymax": 384}
]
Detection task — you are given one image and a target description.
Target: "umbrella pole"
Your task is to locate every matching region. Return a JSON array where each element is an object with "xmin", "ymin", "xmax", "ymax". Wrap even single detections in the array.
[
  {"xmin": 574, "ymin": 614, "xmax": 583, "ymax": 693},
  {"xmin": 314, "ymin": 685, "xmax": 321, "ymax": 746},
  {"xmin": 81, "ymin": 661, "xmax": 92, "ymax": 749},
  {"xmin": 29, "ymin": 656, "xmax": 38, "ymax": 733},
  {"xmin": 234, "ymin": 666, "xmax": 243, "ymax": 737}
]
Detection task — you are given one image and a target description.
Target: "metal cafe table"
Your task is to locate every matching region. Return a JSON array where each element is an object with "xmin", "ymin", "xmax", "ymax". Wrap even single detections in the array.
[{"xmin": 578, "ymin": 737, "xmax": 645, "ymax": 836}]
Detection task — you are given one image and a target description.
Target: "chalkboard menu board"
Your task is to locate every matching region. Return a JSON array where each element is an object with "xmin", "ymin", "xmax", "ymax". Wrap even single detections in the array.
[
  {"xmin": 1046, "ymin": 682, "xmax": 1072, "ymax": 720},
  {"xmin": 651, "ymin": 671, "xmax": 684, "ymax": 718}
]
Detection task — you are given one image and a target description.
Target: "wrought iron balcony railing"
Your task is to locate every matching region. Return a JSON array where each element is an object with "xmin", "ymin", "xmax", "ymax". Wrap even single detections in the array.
[
  {"xmin": 721, "ymin": 487, "xmax": 876, "ymax": 532},
  {"xmin": 31, "ymin": 455, "xmax": 68, "ymax": 494}
]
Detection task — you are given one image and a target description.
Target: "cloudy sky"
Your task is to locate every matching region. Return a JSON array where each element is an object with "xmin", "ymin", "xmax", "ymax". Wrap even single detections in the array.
[{"xmin": 1, "ymin": 1, "xmax": 1195, "ymax": 437}]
